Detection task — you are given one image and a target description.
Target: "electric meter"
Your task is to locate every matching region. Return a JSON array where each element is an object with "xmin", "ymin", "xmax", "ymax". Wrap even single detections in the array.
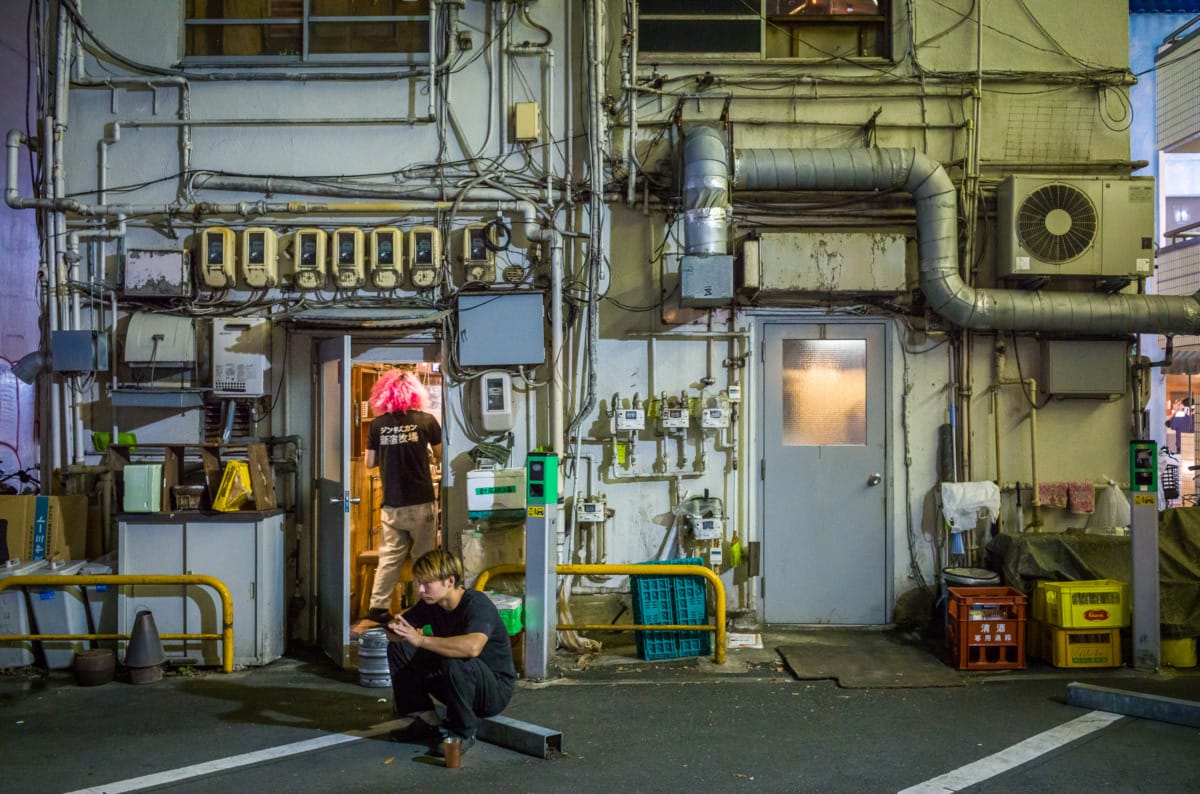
[
  {"xmin": 332, "ymin": 227, "xmax": 365, "ymax": 289},
  {"xmin": 462, "ymin": 222, "xmax": 496, "ymax": 283},
  {"xmin": 199, "ymin": 227, "xmax": 236, "ymax": 289},
  {"xmin": 659, "ymin": 406, "xmax": 690, "ymax": 430},
  {"xmin": 293, "ymin": 229, "xmax": 328, "ymax": 290},
  {"xmin": 701, "ymin": 407, "xmax": 729, "ymax": 429},
  {"xmin": 371, "ymin": 227, "xmax": 403, "ymax": 289},
  {"xmin": 575, "ymin": 497, "xmax": 607, "ymax": 524},
  {"xmin": 727, "ymin": 385, "xmax": 742, "ymax": 403},
  {"xmin": 478, "ymin": 370, "xmax": 514, "ymax": 432},
  {"xmin": 408, "ymin": 226, "xmax": 441, "ymax": 289},
  {"xmin": 240, "ymin": 227, "xmax": 278, "ymax": 288},
  {"xmin": 614, "ymin": 408, "xmax": 645, "ymax": 432}
]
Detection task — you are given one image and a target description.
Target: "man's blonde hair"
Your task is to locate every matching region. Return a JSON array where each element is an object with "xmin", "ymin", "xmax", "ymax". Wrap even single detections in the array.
[{"xmin": 412, "ymin": 549, "xmax": 464, "ymax": 588}]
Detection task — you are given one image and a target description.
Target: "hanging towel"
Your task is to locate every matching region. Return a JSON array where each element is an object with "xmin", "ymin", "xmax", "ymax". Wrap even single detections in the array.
[
  {"xmin": 1038, "ymin": 481, "xmax": 1068, "ymax": 510},
  {"xmin": 1067, "ymin": 481, "xmax": 1095, "ymax": 513},
  {"xmin": 940, "ymin": 482, "xmax": 1001, "ymax": 532}
]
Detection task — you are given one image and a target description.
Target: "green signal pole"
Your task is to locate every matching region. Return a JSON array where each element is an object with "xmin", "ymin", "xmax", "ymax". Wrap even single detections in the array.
[
  {"xmin": 1129, "ymin": 440, "xmax": 1160, "ymax": 671},
  {"xmin": 524, "ymin": 452, "xmax": 559, "ymax": 680}
]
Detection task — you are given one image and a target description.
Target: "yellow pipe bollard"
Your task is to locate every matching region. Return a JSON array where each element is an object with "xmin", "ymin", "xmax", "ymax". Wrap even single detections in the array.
[
  {"xmin": 474, "ymin": 562, "xmax": 726, "ymax": 664},
  {"xmin": 0, "ymin": 574, "xmax": 235, "ymax": 673}
]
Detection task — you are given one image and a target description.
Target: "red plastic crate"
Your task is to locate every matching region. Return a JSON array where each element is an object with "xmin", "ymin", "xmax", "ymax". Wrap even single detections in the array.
[{"xmin": 946, "ymin": 586, "xmax": 1027, "ymax": 670}]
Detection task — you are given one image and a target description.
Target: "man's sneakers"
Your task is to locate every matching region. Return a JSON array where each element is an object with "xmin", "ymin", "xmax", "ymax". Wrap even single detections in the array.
[
  {"xmin": 388, "ymin": 716, "xmax": 441, "ymax": 744},
  {"xmin": 430, "ymin": 732, "xmax": 476, "ymax": 758},
  {"xmin": 365, "ymin": 607, "xmax": 393, "ymax": 625}
]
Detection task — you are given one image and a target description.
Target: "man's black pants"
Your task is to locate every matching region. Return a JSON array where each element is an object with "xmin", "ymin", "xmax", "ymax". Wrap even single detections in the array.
[{"xmin": 387, "ymin": 640, "xmax": 514, "ymax": 738}]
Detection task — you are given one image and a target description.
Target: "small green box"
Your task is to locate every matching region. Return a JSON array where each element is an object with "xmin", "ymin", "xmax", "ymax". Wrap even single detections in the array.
[{"xmin": 485, "ymin": 592, "xmax": 524, "ymax": 635}]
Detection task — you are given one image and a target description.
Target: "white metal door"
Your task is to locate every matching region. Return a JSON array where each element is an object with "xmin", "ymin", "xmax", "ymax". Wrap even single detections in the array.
[
  {"xmin": 316, "ymin": 336, "xmax": 353, "ymax": 667},
  {"xmin": 761, "ymin": 321, "xmax": 889, "ymax": 624}
]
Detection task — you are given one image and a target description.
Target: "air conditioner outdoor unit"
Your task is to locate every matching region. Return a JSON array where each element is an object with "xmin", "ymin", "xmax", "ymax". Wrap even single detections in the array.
[{"xmin": 996, "ymin": 175, "xmax": 1155, "ymax": 279}]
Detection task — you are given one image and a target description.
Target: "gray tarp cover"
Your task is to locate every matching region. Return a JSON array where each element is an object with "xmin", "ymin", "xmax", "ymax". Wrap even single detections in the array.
[{"xmin": 989, "ymin": 508, "xmax": 1200, "ymax": 637}]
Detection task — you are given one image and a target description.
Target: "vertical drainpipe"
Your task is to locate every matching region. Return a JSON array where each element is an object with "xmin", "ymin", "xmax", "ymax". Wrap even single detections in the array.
[{"xmin": 682, "ymin": 126, "xmax": 730, "ymax": 255}]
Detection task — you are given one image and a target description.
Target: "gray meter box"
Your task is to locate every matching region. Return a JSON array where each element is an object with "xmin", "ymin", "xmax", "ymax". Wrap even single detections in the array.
[
  {"xmin": 680, "ymin": 254, "xmax": 734, "ymax": 307},
  {"xmin": 457, "ymin": 291, "xmax": 546, "ymax": 366},
  {"xmin": 51, "ymin": 331, "xmax": 109, "ymax": 373},
  {"xmin": 1042, "ymin": 340, "xmax": 1128, "ymax": 397}
]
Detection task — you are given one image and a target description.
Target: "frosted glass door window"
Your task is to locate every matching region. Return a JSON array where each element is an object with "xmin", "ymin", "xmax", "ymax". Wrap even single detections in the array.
[{"xmin": 781, "ymin": 339, "xmax": 866, "ymax": 445}]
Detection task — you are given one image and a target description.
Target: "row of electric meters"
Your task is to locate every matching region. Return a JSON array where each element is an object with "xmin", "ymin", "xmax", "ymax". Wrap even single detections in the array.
[{"xmin": 200, "ymin": 223, "xmax": 504, "ymax": 291}]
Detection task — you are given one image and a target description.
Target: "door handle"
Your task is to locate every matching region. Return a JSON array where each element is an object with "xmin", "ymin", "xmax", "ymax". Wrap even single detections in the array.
[
  {"xmin": 867, "ymin": 473, "xmax": 882, "ymax": 486},
  {"xmin": 329, "ymin": 496, "xmax": 362, "ymax": 504}
]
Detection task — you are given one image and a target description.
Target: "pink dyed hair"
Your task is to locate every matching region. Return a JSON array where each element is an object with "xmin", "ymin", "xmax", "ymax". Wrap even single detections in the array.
[{"xmin": 369, "ymin": 370, "xmax": 430, "ymax": 415}]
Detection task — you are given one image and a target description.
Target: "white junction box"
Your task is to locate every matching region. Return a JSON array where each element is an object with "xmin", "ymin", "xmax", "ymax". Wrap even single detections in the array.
[
  {"xmin": 659, "ymin": 407, "xmax": 690, "ymax": 430},
  {"xmin": 614, "ymin": 408, "xmax": 645, "ymax": 432},
  {"xmin": 701, "ymin": 407, "xmax": 729, "ymax": 429},
  {"xmin": 212, "ymin": 317, "xmax": 269, "ymax": 397},
  {"xmin": 466, "ymin": 468, "xmax": 526, "ymax": 513}
]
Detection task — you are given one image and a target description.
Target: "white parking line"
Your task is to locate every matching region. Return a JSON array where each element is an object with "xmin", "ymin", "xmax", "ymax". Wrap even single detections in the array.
[
  {"xmin": 63, "ymin": 719, "xmax": 406, "ymax": 794},
  {"xmin": 897, "ymin": 710, "xmax": 1124, "ymax": 794}
]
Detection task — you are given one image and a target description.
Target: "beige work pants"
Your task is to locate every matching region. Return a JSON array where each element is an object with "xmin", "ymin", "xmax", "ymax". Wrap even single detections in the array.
[{"xmin": 371, "ymin": 502, "xmax": 437, "ymax": 610}]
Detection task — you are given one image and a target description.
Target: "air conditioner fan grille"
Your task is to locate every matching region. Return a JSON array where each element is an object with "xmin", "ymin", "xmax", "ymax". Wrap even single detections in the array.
[{"xmin": 1015, "ymin": 183, "xmax": 1098, "ymax": 264}]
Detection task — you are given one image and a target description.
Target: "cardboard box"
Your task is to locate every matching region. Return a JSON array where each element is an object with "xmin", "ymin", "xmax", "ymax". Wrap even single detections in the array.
[{"xmin": 0, "ymin": 495, "xmax": 90, "ymax": 562}]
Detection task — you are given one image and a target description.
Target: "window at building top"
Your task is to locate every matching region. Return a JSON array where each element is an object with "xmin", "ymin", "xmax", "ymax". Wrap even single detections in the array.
[
  {"xmin": 184, "ymin": 0, "xmax": 431, "ymax": 64},
  {"xmin": 638, "ymin": 0, "xmax": 891, "ymax": 61}
]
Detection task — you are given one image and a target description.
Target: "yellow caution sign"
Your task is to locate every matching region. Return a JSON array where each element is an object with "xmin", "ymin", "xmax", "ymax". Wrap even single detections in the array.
[
  {"xmin": 1133, "ymin": 493, "xmax": 1156, "ymax": 506},
  {"xmin": 527, "ymin": 506, "xmax": 545, "ymax": 518}
]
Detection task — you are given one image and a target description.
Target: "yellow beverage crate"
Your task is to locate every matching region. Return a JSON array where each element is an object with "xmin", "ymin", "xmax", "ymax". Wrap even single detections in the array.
[
  {"xmin": 1040, "ymin": 579, "xmax": 1130, "ymax": 629},
  {"xmin": 1043, "ymin": 623, "xmax": 1122, "ymax": 668}
]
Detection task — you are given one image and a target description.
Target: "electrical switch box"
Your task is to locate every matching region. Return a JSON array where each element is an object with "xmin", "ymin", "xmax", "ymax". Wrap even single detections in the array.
[
  {"xmin": 478, "ymin": 371, "xmax": 514, "ymax": 432},
  {"xmin": 575, "ymin": 497, "xmax": 607, "ymax": 524},
  {"xmin": 332, "ymin": 227, "xmax": 365, "ymax": 289},
  {"xmin": 212, "ymin": 317, "xmax": 269, "ymax": 397},
  {"xmin": 293, "ymin": 229, "xmax": 328, "ymax": 290},
  {"xmin": 614, "ymin": 408, "xmax": 645, "ymax": 431},
  {"xmin": 462, "ymin": 222, "xmax": 496, "ymax": 283},
  {"xmin": 51, "ymin": 330, "xmax": 109, "ymax": 373},
  {"xmin": 241, "ymin": 228, "xmax": 278, "ymax": 288},
  {"xmin": 408, "ymin": 226, "xmax": 441, "ymax": 288},
  {"xmin": 456, "ymin": 292, "xmax": 546, "ymax": 366},
  {"xmin": 659, "ymin": 406, "xmax": 690, "ymax": 430},
  {"xmin": 199, "ymin": 227, "xmax": 236, "ymax": 289},
  {"xmin": 371, "ymin": 227, "xmax": 403, "ymax": 289},
  {"xmin": 514, "ymin": 102, "xmax": 540, "ymax": 142},
  {"xmin": 125, "ymin": 249, "xmax": 192, "ymax": 297},
  {"xmin": 701, "ymin": 407, "xmax": 729, "ymax": 429}
]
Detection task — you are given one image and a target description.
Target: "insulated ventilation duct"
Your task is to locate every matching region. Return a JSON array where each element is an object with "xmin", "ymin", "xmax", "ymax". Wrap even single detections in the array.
[{"xmin": 680, "ymin": 126, "xmax": 1200, "ymax": 336}]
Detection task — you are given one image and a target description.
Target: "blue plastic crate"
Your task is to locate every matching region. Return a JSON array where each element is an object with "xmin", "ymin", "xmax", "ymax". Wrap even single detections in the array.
[{"xmin": 631, "ymin": 557, "xmax": 712, "ymax": 660}]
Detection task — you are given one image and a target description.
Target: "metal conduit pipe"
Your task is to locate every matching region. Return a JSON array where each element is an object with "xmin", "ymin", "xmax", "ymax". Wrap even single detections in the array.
[{"xmin": 720, "ymin": 144, "xmax": 1200, "ymax": 336}]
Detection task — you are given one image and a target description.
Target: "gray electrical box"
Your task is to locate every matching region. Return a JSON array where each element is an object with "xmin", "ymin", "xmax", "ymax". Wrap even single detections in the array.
[
  {"xmin": 457, "ymin": 291, "xmax": 546, "ymax": 366},
  {"xmin": 1041, "ymin": 340, "xmax": 1128, "ymax": 397},
  {"xmin": 51, "ymin": 331, "xmax": 109, "ymax": 373},
  {"xmin": 124, "ymin": 248, "xmax": 192, "ymax": 297},
  {"xmin": 680, "ymin": 254, "xmax": 734, "ymax": 307}
]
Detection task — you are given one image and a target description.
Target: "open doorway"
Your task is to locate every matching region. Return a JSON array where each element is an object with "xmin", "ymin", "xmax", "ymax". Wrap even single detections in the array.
[
  {"xmin": 348, "ymin": 361, "xmax": 443, "ymax": 624},
  {"xmin": 1165, "ymin": 371, "xmax": 1196, "ymax": 505},
  {"xmin": 314, "ymin": 336, "xmax": 442, "ymax": 668}
]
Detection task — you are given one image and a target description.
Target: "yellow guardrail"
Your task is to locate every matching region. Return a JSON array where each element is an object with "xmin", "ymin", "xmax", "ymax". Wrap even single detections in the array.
[
  {"xmin": 0, "ymin": 574, "xmax": 235, "ymax": 673},
  {"xmin": 474, "ymin": 562, "xmax": 726, "ymax": 664}
]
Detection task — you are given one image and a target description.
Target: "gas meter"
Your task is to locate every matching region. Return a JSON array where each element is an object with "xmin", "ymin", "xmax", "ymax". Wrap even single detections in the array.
[
  {"xmin": 462, "ymin": 222, "xmax": 496, "ymax": 283},
  {"xmin": 371, "ymin": 228, "xmax": 403, "ymax": 289},
  {"xmin": 701, "ymin": 407, "xmax": 730, "ymax": 429},
  {"xmin": 614, "ymin": 408, "xmax": 645, "ymax": 432},
  {"xmin": 659, "ymin": 406, "xmax": 690, "ymax": 430},
  {"xmin": 293, "ymin": 229, "xmax": 328, "ymax": 290},
  {"xmin": 574, "ymin": 496, "xmax": 607, "ymax": 524},
  {"xmin": 408, "ymin": 226, "xmax": 441, "ymax": 288},
  {"xmin": 332, "ymin": 227, "xmax": 365, "ymax": 289},
  {"xmin": 241, "ymin": 227, "xmax": 278, "ymax": 288},
  {"xmin": 199, "ymin": 227, "xmax": 236, "ymax": 289}
]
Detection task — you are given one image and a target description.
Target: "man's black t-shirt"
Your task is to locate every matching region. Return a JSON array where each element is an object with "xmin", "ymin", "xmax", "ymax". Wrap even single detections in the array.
[
  {"xmin": 405, "ymin": 589, "xmax": 517, "ymax": 681},
  {"xmin": 367, "ymin": 409, "xmax": 441, "ymax": 507}
]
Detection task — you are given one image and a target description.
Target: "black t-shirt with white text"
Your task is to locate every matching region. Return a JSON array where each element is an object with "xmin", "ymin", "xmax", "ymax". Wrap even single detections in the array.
[
  {"xmin": 367, "ymin": 409, "xmax": 441, "ymax": 507},
  {"xmin": 404, "ymin": 589, "xmax": 517, "ymax": 681}
]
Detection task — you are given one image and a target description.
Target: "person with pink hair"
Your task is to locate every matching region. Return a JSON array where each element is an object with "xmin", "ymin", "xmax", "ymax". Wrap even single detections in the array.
[{"xmin": 364, "ymin": 369, "xmax": 442, "ymax": 625}]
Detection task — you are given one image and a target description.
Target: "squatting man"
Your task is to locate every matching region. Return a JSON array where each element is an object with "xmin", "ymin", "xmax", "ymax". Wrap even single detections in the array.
[{"xmin": 386, "ymin": 549, "xmax": 517, "ymax": 757}]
